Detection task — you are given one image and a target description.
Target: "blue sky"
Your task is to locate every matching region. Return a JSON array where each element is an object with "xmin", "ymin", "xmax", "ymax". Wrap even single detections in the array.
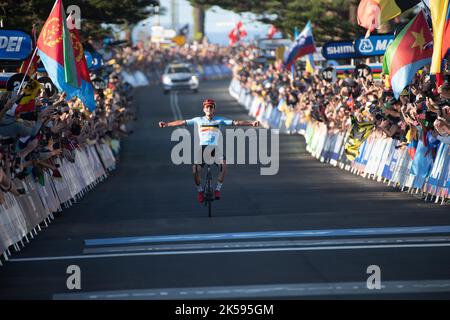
[
  {"xmin": 132, "ymin": 0, "xmax": 271, "ymax": 45},
  {"xmin": 131, "ymin": 0, "xmax": 431, "ymax": 44}
]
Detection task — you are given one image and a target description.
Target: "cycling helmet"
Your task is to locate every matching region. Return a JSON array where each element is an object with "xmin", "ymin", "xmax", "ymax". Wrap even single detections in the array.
[{"xmin": 202, "ymin": 99, "xmax": 216, "ymax": 108}]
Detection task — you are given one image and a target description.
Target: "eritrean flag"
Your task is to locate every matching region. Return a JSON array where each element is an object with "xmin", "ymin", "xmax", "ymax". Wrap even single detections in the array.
[
  {"xmin": 284, "ymin": 21, "xmax": 316, "ymax": 70},
  {"xmin": 357, "ymin": 0, "xmax": 420, "ymax": 34},
  {"xmin": 37, "ymin": 0, "xmax": 79, "ymax": 98},
  {"xmin": 66, "ymin": 14, "xmax": 96, "ymax": 111},
  {"xmin": 429, "ymin": 0, "xmax": 450, "ymax": 86},
  {"xmin": 382, "ymin": 11, "xmax": 433, "ymax": 99}
]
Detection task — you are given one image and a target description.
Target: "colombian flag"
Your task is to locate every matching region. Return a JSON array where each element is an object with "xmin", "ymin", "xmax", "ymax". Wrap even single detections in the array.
[
  {"xmin": 37, "ymin": 0, "xmax": 79, "ymax": 100},
  {"xmin": 357, "ymin": 0, "xmax": 420, "ymax": 34},
  {"xmin": 429, "ymin": 0, "xmax": 450, "ymax": 85}
]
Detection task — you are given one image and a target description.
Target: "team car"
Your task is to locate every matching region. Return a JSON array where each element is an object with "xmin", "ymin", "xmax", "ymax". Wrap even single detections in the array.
[{"xmin": 161, "ymin": 63, "xmax": 199, "ymax": 94}]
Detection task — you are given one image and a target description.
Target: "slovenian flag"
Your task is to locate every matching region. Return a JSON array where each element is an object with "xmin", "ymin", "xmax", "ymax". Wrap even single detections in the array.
[
  {"xmin": 284, "ymin": 21, "xmax": 316, "ymax": 70},
  {"xmin": 36, "ymin": 0, "xmax": 79, "ymax": 103},
  {"xmin": 382, "ymin": 11, "xmax": 433, "ymax": 98}
]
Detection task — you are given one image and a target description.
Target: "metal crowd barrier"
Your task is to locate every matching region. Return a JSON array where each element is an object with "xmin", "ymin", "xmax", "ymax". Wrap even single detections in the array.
[
  {"xmin": 194, "ymin": 64, "xmax": 231, "ymax": 81},
  {"xmin": 121, "ymin": 70, "xmax": 150, "ymax": 87},
  {"xmin": 0, "ymin": 141, "xmax": 119, "ymax": 266},
  {"xmin": 145, "ymin": 64, "xmax": 231, "ymax": 87},
  {"xmin": 229, "ymin": 78, "xmax": 449, "ymax": 205}
]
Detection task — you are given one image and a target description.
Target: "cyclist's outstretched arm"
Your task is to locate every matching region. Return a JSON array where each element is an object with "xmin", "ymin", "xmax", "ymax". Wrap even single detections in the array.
[
  {"xmin": 159, "ymin": 120, "xmax": 186, "ymax": 127},
  {"xmin": 232, "ymin": 120, "xmax": 259, "ymax": 127}
]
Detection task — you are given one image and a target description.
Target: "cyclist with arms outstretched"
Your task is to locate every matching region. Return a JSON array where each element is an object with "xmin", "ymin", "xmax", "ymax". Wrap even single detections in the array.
[{"xmin": 159, "ymin": 98, "xmax": 259, "ymax": 203}]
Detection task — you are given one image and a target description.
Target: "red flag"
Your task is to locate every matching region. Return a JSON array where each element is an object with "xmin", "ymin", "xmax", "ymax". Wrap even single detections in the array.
[
  {"xmin": 19, "ymin": 54, "xmax": 39, "ymax": 77},
  {"xmin": 228, "ymin": 21, "xmax": 247, "ymax": 46},
  {"xmin": 268, "ymin": 25, "xmax": 278, "ymax": 39},
  {"xmin": 237, "ymin": 21, "xmax": 247, "ymax": 38},
  {"xmin": 228, "ymin": 27, "xmax": 239, "ymax": 46}
]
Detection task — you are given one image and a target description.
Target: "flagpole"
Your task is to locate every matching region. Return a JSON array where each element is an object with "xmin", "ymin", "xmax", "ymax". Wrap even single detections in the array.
[
  {"xmin": 16, "ymin": 46, "xmax": 38, "ymax": 95},
  {"xmin": 16, "ymin": 0, "xmax": 59, "ymax": 95},
  {"xmin": 291, "ymin": 27, "xmax": 299, "ymax": 79}
]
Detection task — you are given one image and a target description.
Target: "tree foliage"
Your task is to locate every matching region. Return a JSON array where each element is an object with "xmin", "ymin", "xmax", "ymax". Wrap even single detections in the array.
[
  {"xmin": 0, "ymin": 0, "xmax": 159, "ymax": 38},
  {"xmin": 188, "ymin": 0, "xmax": 366, "ymax": 45}
]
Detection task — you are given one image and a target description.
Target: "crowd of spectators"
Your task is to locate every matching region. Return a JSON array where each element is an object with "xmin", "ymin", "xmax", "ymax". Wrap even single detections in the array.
[
  {"xmin": 0, "ymin": 39, "xmax": 235, "ymax": 206},
  {"xmin": 0, "ymin": 45, "xmax": 136, "ymax": 205},
  {"xmin": 5, "ymin": 38, "xmax": 447, "ymax": 204},
  {"xmin": 231, "ymin": 46, "xmax": 450, "ymax": 149},
  {"xmin": 110, "ymin": 41, "xmax": 233, "ymax": 83}
]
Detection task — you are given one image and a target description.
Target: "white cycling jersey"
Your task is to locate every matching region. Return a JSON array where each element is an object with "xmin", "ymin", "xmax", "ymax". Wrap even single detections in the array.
[{"xmin": 185, "ymin": 116, "xmax": 233, "ymax": 146}]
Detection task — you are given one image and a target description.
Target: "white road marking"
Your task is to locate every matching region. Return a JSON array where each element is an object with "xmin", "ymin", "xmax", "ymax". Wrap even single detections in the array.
[
  {"xmin": 169, "ymin": 91, "xmax": 177, "ymax": 120},
  {"xmin": 82, "ymin": 236, "xmax": 450, "ymax": 254},
  {"xmin": 174, "ymin": 91, "xmax": 183, "ymax": 119},
  {"xmin": 53, "ymin": 280, "xmax": 450, "ymax": 299},
  {"xmin": 9, "ymin": 242, "xmax": 450, "ymax": 263}
]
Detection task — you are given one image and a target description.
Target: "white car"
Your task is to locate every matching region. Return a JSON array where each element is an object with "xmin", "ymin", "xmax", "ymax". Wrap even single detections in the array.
[{"xmin": 162, "ymin": 63, "xmax": 199, "ymax": 94}]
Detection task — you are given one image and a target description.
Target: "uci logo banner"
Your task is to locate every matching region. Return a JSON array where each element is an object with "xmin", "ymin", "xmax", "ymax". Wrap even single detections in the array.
[{"xmin": 0, "ymin": 29, "xmax": 33, "ymax": 61}]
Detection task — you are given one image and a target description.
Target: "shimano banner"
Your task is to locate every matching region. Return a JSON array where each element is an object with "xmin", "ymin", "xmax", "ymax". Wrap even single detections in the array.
[{"xmin": 321, "ymin": 41, "xmax": 358, "ymax": 60}]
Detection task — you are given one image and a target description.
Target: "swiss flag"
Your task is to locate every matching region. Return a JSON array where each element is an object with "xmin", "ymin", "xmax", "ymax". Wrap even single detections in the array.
[
  {"xmin": 228, "ymin": 28, "xmax": 238, "ymax": 46},
  {"xmin": 228, "ymin": 21, "xmax": 247, "ymax": 46},
  {"xmin": 237, "ymin": 21, "xmax": 247, "ymax": 38}
]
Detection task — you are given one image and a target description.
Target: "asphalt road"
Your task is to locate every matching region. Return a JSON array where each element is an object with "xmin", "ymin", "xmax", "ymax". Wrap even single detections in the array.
[{"xmin": 1, "ymin": 79, "xmax": 450, "ymax": 300}]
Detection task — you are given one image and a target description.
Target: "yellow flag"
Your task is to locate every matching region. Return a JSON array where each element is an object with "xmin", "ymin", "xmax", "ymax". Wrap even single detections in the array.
[
  {"xmin": 172, "ymin": 35, "xmax": 186, "ymax": 46},
  {"xmin": 19, "ymin": 79, "xmax": 42, "ymax": 105},
  {"xmin": 305, "ymin": 54, "xmax": 315, "ymax": 74},
  {"xmin": 429, "ymin": 0, "xmax": 449, "ymax": 75},
  {"xmin": 344, "ymin": 118, "xmax": 375, "ymax": 161},
  {"xmin": 275, "ymin": 47, "xmax": 285, "ymax": 61}
]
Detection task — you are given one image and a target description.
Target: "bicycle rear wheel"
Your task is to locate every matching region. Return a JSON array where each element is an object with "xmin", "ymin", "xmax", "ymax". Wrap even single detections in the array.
[{"xmin": 205, "ymin": 165, "xmax": 213, "ymax": 218}]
